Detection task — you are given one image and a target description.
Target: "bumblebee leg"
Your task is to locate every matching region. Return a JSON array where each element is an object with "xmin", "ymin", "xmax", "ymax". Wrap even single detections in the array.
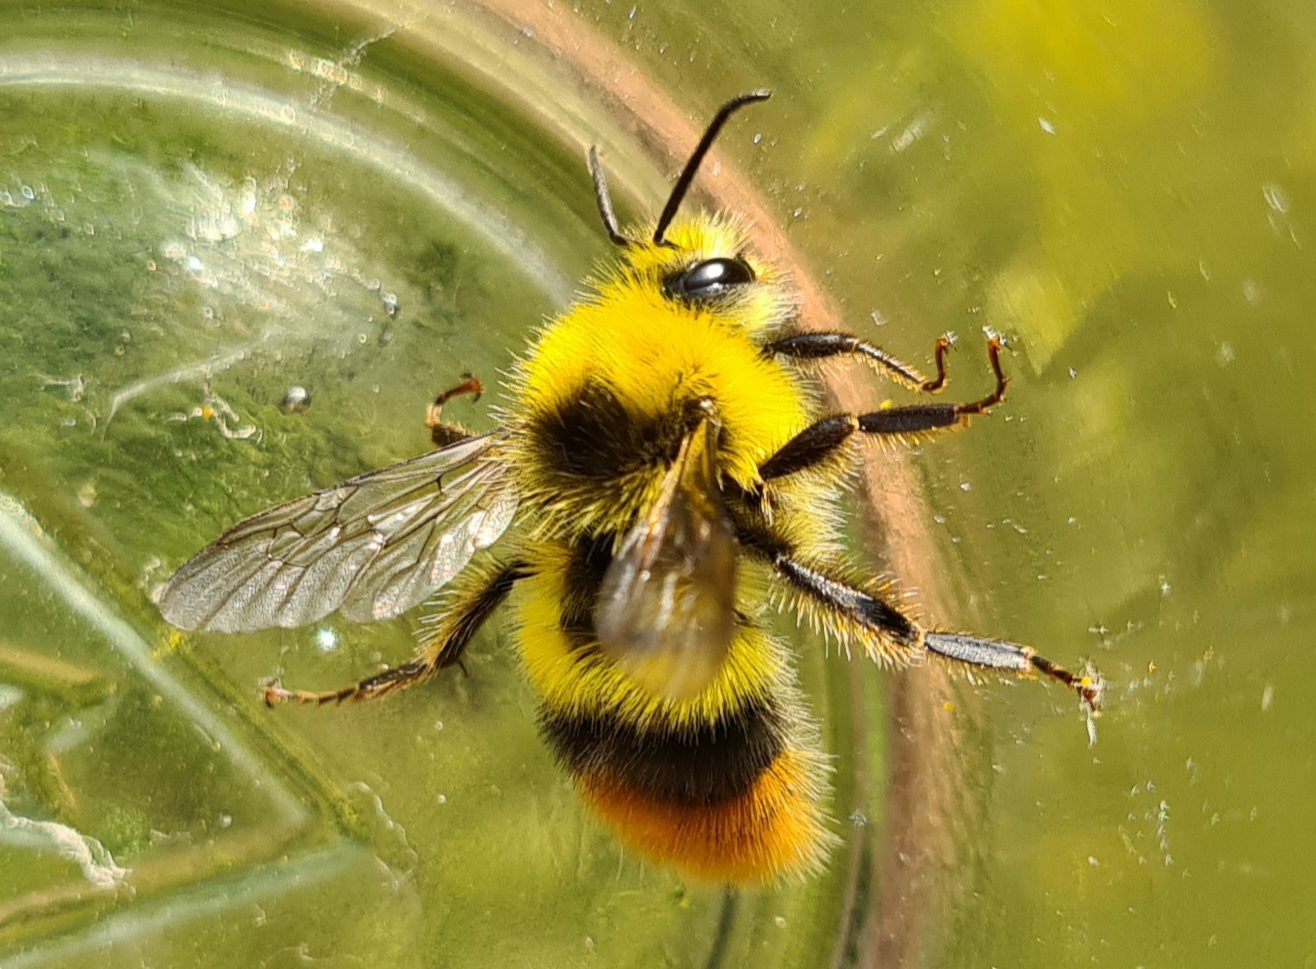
[
  {"xmin": 765, "ymin": 549, "xmax": 922, "ymax": 661},
  {"xmin": 924, "ymin": 631, "xmax": 1103, "ymax": 712},
  {"xmin": 750, "ymin": 541, "xmax": 1100, "ymax": 712},
  {"xmin": 759, "ymin": 338, "xmax": 1007, "ymax": 482},
  {"xmin": 764, "ymin": 332, "xmax": 955, "ymax": 392},
  {"xmin": 262, "ymin": 560, "xmax": 529, "ymax": 707},
  {"xmin": 427, "ymin": 374, "xmax": 485, "ymax": 447}
]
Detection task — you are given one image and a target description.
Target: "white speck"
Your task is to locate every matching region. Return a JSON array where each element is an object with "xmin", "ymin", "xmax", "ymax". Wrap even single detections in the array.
[
  {"xmin": 890, "ymin": 112, "xmax": 930, "ymax": 153},
  {"xmin": 1243, "ymin": 279, "xmax": 1261, "ymax": 304},
  {"xmin": 314, "ymin": 628, "xmax": 338, "ymax": 652},
  {"xmin": 959, "ymin": 481, "xmax": 972, "ymax": 492},
  {"xmin": 1039, "ymin": 117, "xmax": 1056, "ymax": 134},
  {"xmin": 1088, "ymin": 856, "xmax": 1100, "ymax": 867},
  {"xmin": 1262, "ymin": 183, "xmax": 1288, "ymax": 213},
  {"xmin": 1217, "ymin": 342, "xmax": 1234, "ymax": 366},
  {"xmin": 1261, "ymin": 684, "xmax": 1274, "ymax": 711},
  {"xmin": 1068, "ymin": 367, "xmax": 1078, "ymax": 378},
  {"xmin": 186, "ymin": 256, "xmax": 203, "ymax": 274},
  {"xmin": 1159, "ymin": 577, "xmax": 1172, "ymax": 596},
  {"xmin": 774, "ymin": 916, "xmax": 787, "ymax": 928}
]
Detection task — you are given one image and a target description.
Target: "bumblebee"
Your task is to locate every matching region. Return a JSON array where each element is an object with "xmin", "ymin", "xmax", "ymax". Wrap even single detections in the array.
[{"xmin": 159, "ymin": 92, "xmax": 1102, "ymax": 883}]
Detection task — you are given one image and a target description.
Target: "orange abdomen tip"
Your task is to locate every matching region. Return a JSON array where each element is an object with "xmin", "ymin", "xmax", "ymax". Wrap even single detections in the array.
[{"xmin": 575, "ymin": 749, "xmax": 834, "ymax": 884}]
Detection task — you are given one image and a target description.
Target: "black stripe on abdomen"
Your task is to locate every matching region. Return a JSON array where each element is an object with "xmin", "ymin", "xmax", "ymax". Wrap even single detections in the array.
[{"xmin": 538, "ymin": 696, "xmax": 786, "ymax": 807}]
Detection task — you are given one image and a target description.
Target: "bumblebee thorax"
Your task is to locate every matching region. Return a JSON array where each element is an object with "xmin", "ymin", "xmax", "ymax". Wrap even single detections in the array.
[{"xmin": 505, "ymin": 233, "xmax": 810, "ymax": 539}]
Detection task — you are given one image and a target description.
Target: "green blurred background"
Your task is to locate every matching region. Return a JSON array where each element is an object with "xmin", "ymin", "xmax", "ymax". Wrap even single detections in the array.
[{"xmin": 1, "ymin": 0, "xmax": 1312, "ymax": 966}]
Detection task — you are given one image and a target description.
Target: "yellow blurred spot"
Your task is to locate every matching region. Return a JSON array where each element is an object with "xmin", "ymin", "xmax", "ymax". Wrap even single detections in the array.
[
  {"xmin": 942, "ymin": 700, "xmax": 957, "ymax": 713},
  {"xmin": 960, "ymin": 0, "xmax": 1216, "ymax": 371},
  {"xmin": 1148, "ymin": 660, "xmax": 1157, "ymax": 675},
  {"xmin": 200, "ymin": 405, "xmax": 215, "ymax": 421},
  {"xmin": 154, "ymin": 628, "xmax": 185, "ymax": 660},
  {"xmin": 986, "ymin": 265, "xmax": 1080, "ymax": 366},
  {"xmin": 956, "ymin": 0, "xmax": 1213, "ymax": 123}
]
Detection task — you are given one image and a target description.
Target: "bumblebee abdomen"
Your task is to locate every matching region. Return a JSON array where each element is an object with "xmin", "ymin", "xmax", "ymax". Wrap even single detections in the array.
[
  {"xmin": 513, "ymin": 540, "xmax": 834, "ymax": 881},
  {"xmin": 540, "ymin": 694, "xmax": 785, "ymax": 807},
  {"xmin": 572, "ymin": 745, "xmax": 834, "ymax": 883},
  {"xmin": 539, "ymin": 690, "xmax": 834, "ymax": 882}
]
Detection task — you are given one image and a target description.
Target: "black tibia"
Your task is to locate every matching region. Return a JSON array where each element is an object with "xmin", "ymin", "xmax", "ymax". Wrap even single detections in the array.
[
  {"xmin": 856, "ymin": 406, "xmax": 958, "ymax": 436},
  {"xmin": 262, "ymin": 560, "xmax": 530, "ymax": 707},
  {"xmin": 431, "ymin": 561, "xmax": 530, "ymax": 668},
  {"xmin": 759, "ymin": 415, "xmax": 857, "ymax": 482},
  {"xmin": 758, "ymin": 337, "xmax": 1010, "ymax": 482},
  {"xmin": 427, "ymin": 374, "xmax": 485, "ymax": 448},
  {"xmin": 926, "ymin": 632, "xmax": 1104, "ymax": 713},
  {"xmin": 772, "ymin": 552, "xmax": 920, "ymax": 647},
  {"xmin": 764, "ymin": 332, "xmax": 955, "ymax": 393}
]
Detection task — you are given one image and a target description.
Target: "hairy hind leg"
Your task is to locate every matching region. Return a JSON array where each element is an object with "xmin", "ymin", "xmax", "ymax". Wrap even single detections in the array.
[
  {"xmin": 262, "ymin": 560, "xmax": 528, "ymax": 706},
  {"xmin": 739, "ymin": 534, "xmax": 1102, "ymax": 714}
]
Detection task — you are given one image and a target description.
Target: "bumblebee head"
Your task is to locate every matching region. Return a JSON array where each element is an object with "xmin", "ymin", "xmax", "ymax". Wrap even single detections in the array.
[{"xmin": 588, "ymin": 92, "xmax": 784, "ymax": 323}]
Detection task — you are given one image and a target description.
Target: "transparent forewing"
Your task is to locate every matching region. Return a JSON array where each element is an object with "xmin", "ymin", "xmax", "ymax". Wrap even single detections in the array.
[
  {"xmin": 594, "ymin": 421, "xmax": 738, "ymax": 702},
  {"xmin": 159, "ymin": 433, "xmax": 519, "ymax": 633}
]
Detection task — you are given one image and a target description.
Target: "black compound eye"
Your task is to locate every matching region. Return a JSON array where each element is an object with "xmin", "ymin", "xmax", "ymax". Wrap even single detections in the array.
[{"xmin": 663, "ymin": 257, "xmax": 756, "ymax": 303}]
